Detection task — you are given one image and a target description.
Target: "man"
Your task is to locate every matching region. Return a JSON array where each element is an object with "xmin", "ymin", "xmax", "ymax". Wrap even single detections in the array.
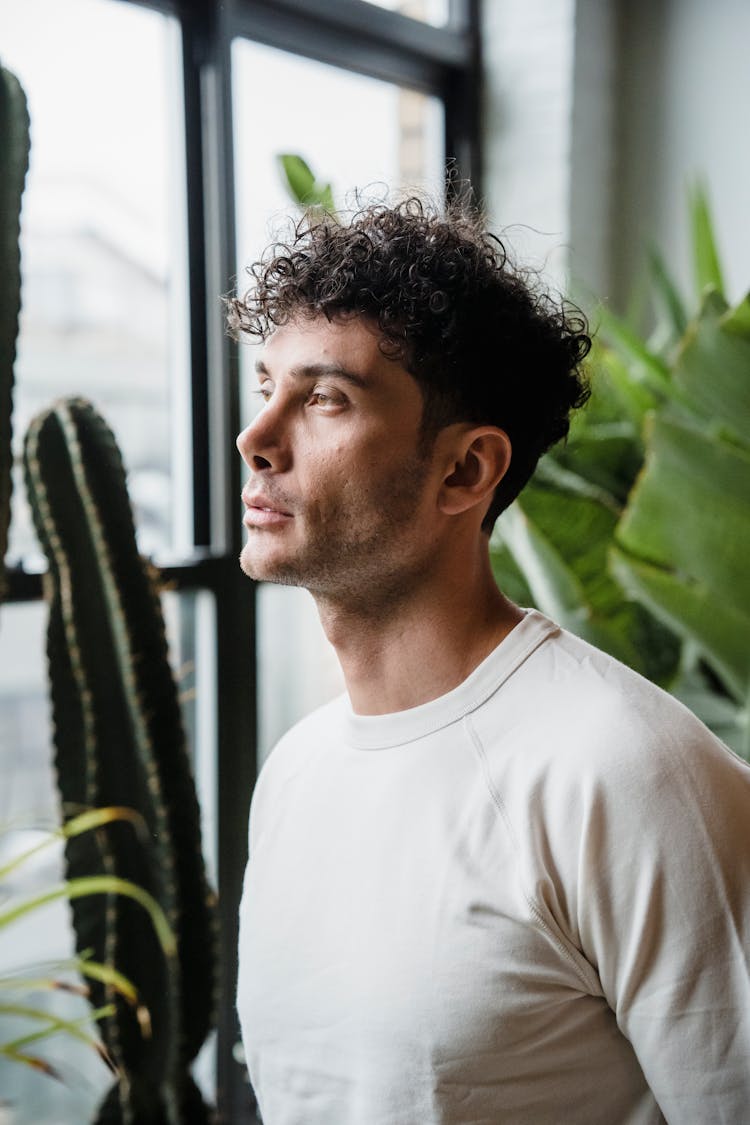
[{"xmin": 231, "ymin": 199, "xmax": 750, "ymax": 1124}]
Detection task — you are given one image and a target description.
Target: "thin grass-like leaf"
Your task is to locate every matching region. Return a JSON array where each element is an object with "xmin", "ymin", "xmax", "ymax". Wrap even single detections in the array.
[
  {"xmin": 690, "ymin": 180, "xmax": 725, "ymax": 299},
  {"xmin": 0, "ymin": 806, "xmax": 145, "ymax": 881},
  {"xmin": 0, "ymin": 1001, "xmax": 115, "ymax": 1047},
  {"xmin": 0, "ymin": 1045, "xmax": 63, "ymax": 1080},
  {"xmin": 647, "ymin": 245, "xmax": 688, "ymax": 338},
  {"xmin": 0, "ymin": 876, "xmax": 176, "ymax": 956},
  {"xmin": 595, "ymin": 304, "xmax": 673, "ymax": 397},
  {"xmin": 0, "ymin": 956, "xmax": 139, "ymax": 1010},
  {"xmin": 75, "ymin": 959, "xmax": 138, "ymax": 1005},
  {"xmin": 0, "ymin": 1001, "xmax": 118, "ymax": 1078},
  {"xmin": 0, "ymin": 974, "xmax": 87, "ymax": 996}
]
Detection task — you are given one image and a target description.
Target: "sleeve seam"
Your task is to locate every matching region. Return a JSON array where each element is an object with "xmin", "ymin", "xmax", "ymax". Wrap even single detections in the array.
[{"xmin": 464, "ymin": 713, "xmax": 603, "ymax": 997}]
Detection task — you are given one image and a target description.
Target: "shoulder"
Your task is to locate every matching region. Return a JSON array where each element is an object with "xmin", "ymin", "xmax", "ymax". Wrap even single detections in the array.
[
  {"xmin": 485, "ymin": 617, "xmax": 743, "ymax": 783},
  {"xmin": 472, "ymin": 618, "xmax": 750, "ymax": 878},
  {"xmin": 473, "ymin": 621, "xmax": 750, "ymax": 986},
  {"xmin": 548, "ymin": 626, "xmax": 745, "ymax": 783}
]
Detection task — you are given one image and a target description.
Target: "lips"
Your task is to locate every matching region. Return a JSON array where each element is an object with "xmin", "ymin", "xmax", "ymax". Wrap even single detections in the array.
[{"xmin": 242, "ymin": 488, "xmax": 293, "ymax": 527}]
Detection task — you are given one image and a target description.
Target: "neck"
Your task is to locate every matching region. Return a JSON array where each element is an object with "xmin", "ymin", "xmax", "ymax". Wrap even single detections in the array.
[{"xmin": 314, "ymin": 546, "xmax": 523, "ymax": 716}]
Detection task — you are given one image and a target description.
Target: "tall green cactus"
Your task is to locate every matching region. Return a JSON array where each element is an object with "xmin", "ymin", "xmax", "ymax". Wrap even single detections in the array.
[
  {"xmin": 0, "ymin": 63, "xmax": 30, "ymax": 603},
  {"xmin": 23, "ymin": 397, "xmax": 218, "ymax": 1124}
]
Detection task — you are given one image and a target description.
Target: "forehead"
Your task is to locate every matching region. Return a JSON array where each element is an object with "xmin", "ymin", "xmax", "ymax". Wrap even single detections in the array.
[{"xmin": 259, "ymin": 314, "xmax": 398, "ymax": 380}]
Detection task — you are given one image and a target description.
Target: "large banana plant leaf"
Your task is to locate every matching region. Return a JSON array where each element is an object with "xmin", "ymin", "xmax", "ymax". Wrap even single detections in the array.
[
  {"xmin": 491, "ymin": 326, "xmax": 681, "ymax": 688},
  {"xmin": 672, "ymin": 289, "xmax": 750, "ymax": 444},
  {"xmin": 492, "ymin": 468, "xmax": 680, "ymax": 686},
  {"xmin": 612, "ymin": 289, "xmax": 750, "ymax": 745}
]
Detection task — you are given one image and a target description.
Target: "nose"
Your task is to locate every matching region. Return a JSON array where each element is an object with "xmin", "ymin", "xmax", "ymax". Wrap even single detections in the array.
[{"xmin": 236, "ymin": 399, "xmax": 290, "ymax": 472}]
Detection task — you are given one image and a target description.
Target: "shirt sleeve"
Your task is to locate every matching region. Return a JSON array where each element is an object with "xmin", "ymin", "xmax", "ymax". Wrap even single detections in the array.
[{"xmin": 570, "ymin": 708, "xmax": 750, "ymax": 1122}]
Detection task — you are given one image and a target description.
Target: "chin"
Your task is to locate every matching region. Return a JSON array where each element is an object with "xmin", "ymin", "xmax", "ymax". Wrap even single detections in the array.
[
  {"xmin": 238, "ymin": 545, "xmax": 301, "ymax": 587},
  {"xmin": 239, "ymin": 545, "xmax": 268, "ymax": 581}
]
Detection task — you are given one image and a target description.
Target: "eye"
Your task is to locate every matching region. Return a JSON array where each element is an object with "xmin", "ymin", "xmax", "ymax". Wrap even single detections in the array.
[
  {"xmin": 309, "ymin": 387, "xmax": 345, "ymax": 408},
  {"xmin": 253, "ymin": 385, "xmax": 273, "ymax": 402}
]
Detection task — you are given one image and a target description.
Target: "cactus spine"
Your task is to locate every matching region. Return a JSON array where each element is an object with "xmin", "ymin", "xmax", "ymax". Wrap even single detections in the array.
[
  {"xmin": 0, "ymin": 64, "xmax": 30, "ymax": 603},
  {"xmin": 24, "ymin": 397, "xmax": 218, "ymax": 1124}
]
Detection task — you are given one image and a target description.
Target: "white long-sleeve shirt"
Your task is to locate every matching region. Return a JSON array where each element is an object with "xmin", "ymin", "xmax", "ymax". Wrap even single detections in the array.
[{"xmin": 238, "ymin": 610, "xmax": 750, "ymax": 1124}]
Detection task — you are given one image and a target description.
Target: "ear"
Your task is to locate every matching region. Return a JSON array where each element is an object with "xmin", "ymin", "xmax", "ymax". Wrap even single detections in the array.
[{"xmin": 437, "ymin": 426, "xmax": 512, "ymax": 521}]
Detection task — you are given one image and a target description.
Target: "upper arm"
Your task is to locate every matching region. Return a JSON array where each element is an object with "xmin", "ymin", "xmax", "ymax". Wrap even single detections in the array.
[{"xmin": 573, "ymin": 720, "xmax": 750, "ymax": 1119}]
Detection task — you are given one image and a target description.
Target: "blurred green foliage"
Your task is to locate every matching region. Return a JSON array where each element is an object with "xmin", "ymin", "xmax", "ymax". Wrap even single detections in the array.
[{"xmin": 492, "ymin": 184, "xmax": 749, "ymax": 756}]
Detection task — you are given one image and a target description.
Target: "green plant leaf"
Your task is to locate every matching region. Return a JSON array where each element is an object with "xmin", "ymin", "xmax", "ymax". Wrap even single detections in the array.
[
  {"xmin": 594, "ymin": 303, "xmax": 674, "ymax": 399},
  {"xmin": 317, "ymin": 181, "xmax": 336, "ymax": 213},
  {"xmin": 276, "ymin": 153, "xmax": 335, "ymax": 212},
  {"xmin": 497, "ymin": 503, "xmax": 588, "ymax": 623},
  {"xmin": 532, "ymin": 457, "xmax": 621, "ymax": 513},
  {"xmin": 74, "ymin": 956, "xmax": 139, "ymax": 1007},
  {"xmin": 0, "ymin": 1001, "xmax": 115, "ymax": 1051},
  {"xmin": 579, "ymin": 340, "xmax": 655, "ymax": 428},
  {"xmin": 493, "ymin": 491, "xmax": 679, "ymax": 684},
  {"xmin": 0, "ymin": 806, "xmax": 146, "ymax": 881},
  {"xmin": 277, "ymin": 153, "xmax": 316, "ymax": 204},
  {"xmin": 0, "ymin": 876, "xmax": 176, "ymax": 958},
  {"xmin": 647, "ymin": 244, "xmax": 688, "ymax": 339},
  {"xmin": 0, "ymin": 974, "xmax": 84, "ymax": 995},
  {"xmin": 689, "ymin": 181, "xmax": 725, "ymax": 299},
  {"xmin": 547, "ymin": 342, "xmax": 651, "ymax": 505},
  {"xmin": 614, "ymin": 412, "xmax": 750, "ymax": 701},
  {"xmin": 0, "ymin": 1003, "xmax": 117, "ymax": 1083},
  {"xmin": 671, "ymin": 290, "xmax": 750, "ymax": 447},
  {"xmin": 611, "ymin": 548, "xmax": 750, "ymax": 708},
  {"xmin": 720, "ymin": 291, "xmax": 750, "ymax": 337},
  {"xmin": 0, "ymin": 1045, "xmax": 63, "ymax": 1081},
  {"xmin": 0, "ymin": 955, "xmax": 137, "ymax": 1007},
  {"xmin": 671, "ymin": 662, "xmax": 748, "ymax": 758}
]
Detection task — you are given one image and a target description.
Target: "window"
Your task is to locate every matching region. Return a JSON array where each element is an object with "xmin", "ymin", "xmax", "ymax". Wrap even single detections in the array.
[
  {"xmin": 1, "ymin": 1, "xmax": 478, "ymax": 1119},
  {"xmin": 2, "ymin": 0, "xmax": 189, "ymax": 563},
  {"xmin": 362, "ymin": 0, "xmax": 451, "ymax": 26}
]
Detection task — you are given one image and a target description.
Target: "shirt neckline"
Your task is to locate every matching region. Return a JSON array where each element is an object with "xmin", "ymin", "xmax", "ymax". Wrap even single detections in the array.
[{"xmin": 343, "ymin": 609, "xmax": 559, "ymax": 750}]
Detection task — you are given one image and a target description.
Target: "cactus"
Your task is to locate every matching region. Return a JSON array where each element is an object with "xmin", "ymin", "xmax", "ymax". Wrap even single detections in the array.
[
  {"xmin": 0, "ymin": 63, "xmax": 30, "ymax": 603},
  {"xmin": 23, "ymin": 396, "xmax": 218, "ymax": 1124}
]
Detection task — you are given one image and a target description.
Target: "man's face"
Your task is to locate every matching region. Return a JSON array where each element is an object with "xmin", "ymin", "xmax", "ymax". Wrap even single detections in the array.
[{"xmin": 236, "ymin": 314, "xmax": 443, "ymax": 609}]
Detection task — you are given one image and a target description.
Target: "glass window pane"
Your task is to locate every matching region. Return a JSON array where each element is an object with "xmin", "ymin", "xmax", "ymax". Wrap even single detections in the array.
[
  {"xmin": 161, "ymin": 588, "xmax": 218, "ymax": 1102},
  {"xmin": 0, "ymin": 0, "xmax": 191, "ymax": 563},
  {"xmin": 232, "ymin": 38, "xmax": 445, "ymax": 275},
  {"xmin": 162, "ymin": 589, "xmax": 218, "ymax": 889},
  {"xmin": 360, "ymin": 0, "xmax": 451, "ymax": 27},
  {"xmin": 232, "ymin": 41, "xmax": 445, "ymax": 757}
]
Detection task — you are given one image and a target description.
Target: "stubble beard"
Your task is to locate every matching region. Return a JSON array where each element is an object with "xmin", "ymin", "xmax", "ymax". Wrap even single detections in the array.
[{"xmin": 239, "ymin": 451, "xmax": 433, "ymax": 615}]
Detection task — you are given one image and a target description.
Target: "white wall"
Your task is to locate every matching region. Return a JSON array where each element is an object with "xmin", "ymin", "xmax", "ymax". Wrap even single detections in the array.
[
  {"xmin": 612, "ymin": 0, "xmax": 750, "ymax": 308},
  {"xmin": 481, "ymin": 0, "xmax": 750, "ymax": 311},
  {"xmin": 481, "ymin": 0, "xmax": 578, "ymax": 293}
]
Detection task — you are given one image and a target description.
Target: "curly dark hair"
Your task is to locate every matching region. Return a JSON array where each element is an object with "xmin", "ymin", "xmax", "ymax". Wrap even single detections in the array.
[{"xmin": 227, "ymin": 197, "xmax": 591, "ymax": 532}]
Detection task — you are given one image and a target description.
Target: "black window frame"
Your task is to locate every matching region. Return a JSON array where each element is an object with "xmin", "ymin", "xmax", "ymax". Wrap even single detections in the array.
[{"xmin": 4, "ymin": 0, "xmax": 480, "ymax": 1118}]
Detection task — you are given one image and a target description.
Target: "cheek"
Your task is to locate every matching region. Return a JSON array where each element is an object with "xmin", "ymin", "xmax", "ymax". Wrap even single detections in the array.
[{"xmin": 302, "ymin": 452, "xmax": 354, "ymax": 508}]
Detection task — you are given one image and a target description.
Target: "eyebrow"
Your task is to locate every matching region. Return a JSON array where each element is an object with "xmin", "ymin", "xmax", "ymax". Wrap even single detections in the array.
[{"xmin": 254, "ymin": 358, "xmax": 370, "ymax": 389}]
